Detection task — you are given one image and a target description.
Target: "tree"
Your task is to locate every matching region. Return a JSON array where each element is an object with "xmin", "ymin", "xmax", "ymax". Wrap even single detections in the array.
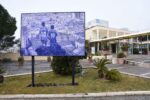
[
  {"xmin": 14, "ymin": 38, "xmax": 20, "ymax": 48},
  {"xmin": 94, "ymin": 59, "xmax": 110, "ymax": 78},
  {"xmin": 0, "ymin": 4, "xmax": 17, "ymax": 50}
]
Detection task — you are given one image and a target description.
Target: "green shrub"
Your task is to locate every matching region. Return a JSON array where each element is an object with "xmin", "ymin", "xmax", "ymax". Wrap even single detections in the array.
[
  {"xmin": 106, "ymin": 69, "xmax": 122, "ymax": 81},
  {"xmin": 18, "ymin": 56, "xmax": 24, "ymax": 66},
  {"xmin": 0, "ymin": 66, "xmax": 5, "ymax": 74},
  {"xmin": 51, "ymin": 56, "xmax": 81, "ymax": 75},
  {"xmin": 18, "ymin": 56, "xmax": 24, "ymax": 62},
  {"xmin": 47, "ymin": 56, "xmax": 51, "ymax": 62},
  {"xmin": 117, "ymin": 52, "xmax": 126, "ymax": 58},
  {"xmin": 94, "ymin": 59, "xmax": 110, "ymax": 78},
  {"xmin": 2, "ymin": 58, "xmax": 12, "ymax": 63},
  {"xmin": 0, "ymin": 66, "xmax": 5, "ymax": 83},
  {"xmin": 94, "ymin": 52, "xmax": 101, "ymax": 56},
  {"xmin": 98, "ymin": 68, "xmax": 108, "ymax": 78},
  {"xmin": 121, "ymin": 43, "xmax": 129, "ymax": 51}
]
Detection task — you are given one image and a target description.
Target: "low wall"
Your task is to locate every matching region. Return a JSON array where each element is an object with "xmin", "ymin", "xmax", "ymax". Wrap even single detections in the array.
[
  {"xmin": 92, "ymin": 55, "xmax": 112, "ymax": 60},
  {"xmin": 0, "ymin": 53, "xmax": 48, "ymax": 61},
  {"xmin": 0, "ymin": 91, "xmax": 150, "ymax": 100}
]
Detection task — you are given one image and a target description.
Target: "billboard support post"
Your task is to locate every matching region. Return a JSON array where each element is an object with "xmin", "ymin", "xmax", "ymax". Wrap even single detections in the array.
[
  {"xmin": 31, "ymin": 56, "xmax": 35, "ymax": 87},
  {"xmin": 72, "ymin": 63, "xmax": 75, "ymax": 85}
]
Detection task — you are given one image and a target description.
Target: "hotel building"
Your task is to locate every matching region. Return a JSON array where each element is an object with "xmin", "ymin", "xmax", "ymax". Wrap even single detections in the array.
[{"xmin": 86, "ymin": 19, "xmax": 150, "ymax": 55}]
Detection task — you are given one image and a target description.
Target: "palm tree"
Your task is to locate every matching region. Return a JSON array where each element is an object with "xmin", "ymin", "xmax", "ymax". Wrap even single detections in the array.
[{"xmin": 94, "ymin": 59, "xmax": 110, "ymax": 78}]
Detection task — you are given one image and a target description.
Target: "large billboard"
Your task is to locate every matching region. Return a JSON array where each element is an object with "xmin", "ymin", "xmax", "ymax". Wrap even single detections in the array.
[{"xmin": 21, "ymin": 12, "xmax": 85, "ymax": 56}]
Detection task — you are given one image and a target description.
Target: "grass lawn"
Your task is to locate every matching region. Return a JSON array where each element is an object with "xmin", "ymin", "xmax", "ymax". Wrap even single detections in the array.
[{"xmin": 1, "ymin": 68, "xmax": 150, "ymax": 94}]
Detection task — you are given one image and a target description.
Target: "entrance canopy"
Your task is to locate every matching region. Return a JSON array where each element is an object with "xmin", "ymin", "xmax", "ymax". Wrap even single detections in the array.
[{"xmin": 90, "ymin": 31, "xmax": 150, "ymax": 42}]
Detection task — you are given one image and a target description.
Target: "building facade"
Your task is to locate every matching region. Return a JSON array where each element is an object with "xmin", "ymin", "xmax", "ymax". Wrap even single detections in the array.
[{"xmin": 86, "ymin": 19, "xmax": 150, "ymax": 55}]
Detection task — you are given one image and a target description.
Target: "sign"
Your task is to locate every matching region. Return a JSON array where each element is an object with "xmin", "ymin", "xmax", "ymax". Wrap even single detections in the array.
[
  {"xmin": 91, "ymin": 47, "xmax": 95, "ymax": 54},
  {"xmin": 21, "ymin": 12, "xmax": 85, "ymax": 56}
]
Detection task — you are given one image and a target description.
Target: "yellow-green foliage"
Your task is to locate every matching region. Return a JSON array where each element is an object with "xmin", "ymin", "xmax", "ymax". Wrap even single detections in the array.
[
  {"xmin": 106, "ymin": 69, "xmax": 122, "ymax": 81},
  {"xmin": 94, "ymin": 59, "xmax": 110, "ymax": 78}
]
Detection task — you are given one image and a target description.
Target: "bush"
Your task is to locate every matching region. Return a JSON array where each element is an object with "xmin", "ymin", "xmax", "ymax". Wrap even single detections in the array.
[
  {"xmin": 47, "ymin": 56, "xmax": 51, "ymax": 62},
  {"xmin": 106, "ymin": 69, "xmax": 122, "ymax": 81},
  {"xmin": 18, "ymin": 56, "xmax": 24, "ymax": 66},
  {"xmin": 51, "ymin": 56, "xmax": 82, "ymax": 75},
  {"xmin": 98, "ymin": 68, "xmax": 108, "ymax": 78},
  {"xmin": 0, "ymin": 66, "xmax": 5, "ymax": 74},
  {"xmin": 121, "ymin": 44, "xmax": 129, "ymax": 51},
  {"xmin": 117, "ymin": 52, "xmax": 126, "ymax": 58},
  {"xmin": 0, "ymin": 66, "xmax": 5, "ymax": 83},
  {"xmin": 94, "ymin": 59, "xmax": 110, "ymax": 78},
  {"xmin": 2, "ymin": 58, "xmax": 12, "ymax": 63}
]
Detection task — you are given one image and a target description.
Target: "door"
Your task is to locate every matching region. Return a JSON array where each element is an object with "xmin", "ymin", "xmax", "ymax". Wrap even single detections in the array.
[{"xmin": 111, "ymin": 44, "xmax": 116, "ymax": 54}]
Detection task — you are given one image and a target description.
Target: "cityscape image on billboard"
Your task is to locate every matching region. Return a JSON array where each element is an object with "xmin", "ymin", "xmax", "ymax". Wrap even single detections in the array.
[{"xmin": 21, "ymin": 12, "xmax": 85, "ymax": 56}]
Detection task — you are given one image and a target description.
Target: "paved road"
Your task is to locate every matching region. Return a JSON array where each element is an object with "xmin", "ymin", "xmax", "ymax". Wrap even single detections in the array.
[
  {"xmin": 2, "ymin": 59, "xmax": 150, "ymax": 79},
  {"xmin": 2, "ymin": 61, "xmax": 51, "ymax": 76},
  {"xmin": 2, "ymin": 60, "xmax": 93, "ymax": 76}
]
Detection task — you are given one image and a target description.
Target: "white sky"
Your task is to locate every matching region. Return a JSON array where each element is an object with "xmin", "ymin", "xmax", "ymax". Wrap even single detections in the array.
[{"xmin": 1, "ymin": 0, "xmax": 150, "ymax": 39}]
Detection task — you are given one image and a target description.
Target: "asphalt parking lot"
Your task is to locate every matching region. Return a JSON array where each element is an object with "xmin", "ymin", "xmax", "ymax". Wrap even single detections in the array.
[
  {"xmin": 80, "ymin": 59, "xmax": 150, "ymax": 79},
  {"xmin": 2, "ymin": 61, "xmax": 51, "ymax": 76},
  {"xmin": 2, "ymin": 59, "xmax": 150, "ymax": 79},
  {"xmin": 107, "ymin": 64, "xmax": 150, "ymax": 78}
]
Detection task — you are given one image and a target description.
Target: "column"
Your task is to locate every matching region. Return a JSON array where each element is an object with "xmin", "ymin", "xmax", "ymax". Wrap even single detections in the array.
[
  {"xmin": 131, "ymin": 38, "xmax": 134, "ymax": 55},
  {"xmin": 95, "ymin": 42, "xmax": 97, "ymax": 54},
  {"xmin": 97, "ymin": 29, "xmax": 99, "ymax": 40},
  {"xmin": 97, "ymin": 42, "xmax": 99, "ymax": 54},
  {"xmin": 149, "ymin": 35, "xmax": 150, "ymax": 55},
  {"xmin": 148, "ymin": 42, "xmax": 150, "ymax": 55},
  {"xmin": 100, "ymin": 42, "xmax": 102, "ymax": 51},
  {"xmin": 140, "ymin": 37, "xmax": 143, "ymax": 55},
  {"xmin": 124, "ymin": 32, "xmax": 125, "ymax": 35},
  {"xmin": 116, "ymin": 32, "xmax": 118, "ymax": 37},
  {"xmin": 117, "ymin": 39, "xmax": 119, "ymax": 54},
  {"xmin": 132, "ymin": 43, "xmax": 134, "ymax": 55},
  {"xmin": 147, "ymin": 35, "xmax": 149, "ymax": 55},
  {"xmin": 118, "ymin": 39, "xmax": 120, "ymax": 52},
  {"xmin": 127, "ymin": 38, "xmax": 129, "ymax": 55},
  {"xmin": 107, "ymin": 29, "xmax": 109, "ymax": 38}
]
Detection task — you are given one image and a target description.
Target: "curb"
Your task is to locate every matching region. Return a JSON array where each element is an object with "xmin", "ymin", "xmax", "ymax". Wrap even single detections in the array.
[
  {"xmin": 0, "ymin": 91, "xmax": 150, "ymax": 98},
  {"xmin": 4, "ymin": 70, "xmax": 52, "ymax": 77}
]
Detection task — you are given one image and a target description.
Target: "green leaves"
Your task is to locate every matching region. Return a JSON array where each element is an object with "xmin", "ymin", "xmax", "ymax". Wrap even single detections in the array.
[
  {"xmin": 117, "ymin": 52, "xmax": 126, "ymax": 58},
  {"xmin": 106, "ymin": 69, "xmax": 122, "ymax": 81},
  {"xmin": 51, "ymin": 56, "xmax": 81, "ymax": 75},
  {"xmin": 94, "ymin": 59, "xmax": 110, "ymax": 78},
  {"xmin": 95, "ymin": 59, "xmax": 110, "ymax": 69},
  {"xmin": 0, "ymin": 4, "xmax": 17, "ymax": 50}
]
